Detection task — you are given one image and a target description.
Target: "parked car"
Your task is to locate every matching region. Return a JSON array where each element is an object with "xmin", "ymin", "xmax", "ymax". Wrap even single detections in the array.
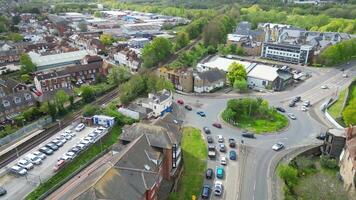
[
  {"xmin": 84, "ymin": 136, "xmax": 95, "ymax": 143},
  {"xmin": 321, "ymin": 85, "xmax": 328, "ymax": 89},
  {"xmin": 52, "ymin": 139, "xmax": 64, "ymax": 147},
  {"xmin": 76, "ymin": 143, "xmax": 86, "ymax": 150},
  {"xmin": 303, "ymin": 100, "xmax": 311, "ymax": 107},
  {"xmin": 0, "ymin": 186, "xmax": 6, "ymax": 196},
  {"xmin": 343, "ymin": 73, "xmax": 348, "ymax": 78},
  {"xmin": 80, "ymin": 139, "xmax": 91, "ymax": 147},
  {"xmin": 32, "ymin": 151, "xmax": 46, "ymax": 160},
  {"xmin": 201, "ymin": 185, "xmax": 211, "ymax": 199},
  {"xmin": 228, "ymin": 138, "xmax": 236, "ymax": 148},
  {"xmin": 10, "ymin": 165, "xmax": 27, "ymax": 176},
  {"xmin": 184, "ymin": 105, "xmax": 192, "ymax": 111},
  {"xmin": 229, "ymin": 150, "xmax": 237, "ymax": 160},
  {"xmin": 46, "ymin": 143, "xmax": 59, "ymax": 151},
  {"xmin": 55, "ymin": 136, "xmax": 67, "ymax": 144},
  {"xmin": 288, "ymin": 101, "xmax": 296, "ymax": 107},
  {"xmin": 25, "ymin": 154, "xmax": 42, "ymax": 165},
  {"xmin": 276, "ymin": 107, "xmax": 286, "ymax": 113},
  {"xmin": 70, "ymin": 146, "xmax": 81, "ymax": 154},
  {"xmin": 288, "ymin": 113, "xmax": 297, "ymax": 120},
  {"xmin": 88, "ymin": 132, "xmax": 99, "ymax": 139},
  {"xmin": 39, "ymin": 147, "xmax": 54, "ymax": 155},
  {"xmin": 61, "ymin": 133, "xmax": 72, "ymax": 140},
  {"xmin": 293, "ymin": 96, "xmax": 301, "ymax": 102},
  {"xmin": 216, "ymin": 167, "xmax": 224, "ymax": 179},
  {"xmin": 197, "ymin": 111, "xmax": 206, "ymax": 117},
  {"xmin": 316, "ymin": 132, "xmax": 326, "ymax": 140},
  {"xmin": 301, "ymin": 106, "xmax": 308, "ymax": 112},
  {"xmin": 203, "ymin": 127, "xmax": 211, "ymax": 134},
  {"xmin": 218, "ymin": 135, "xmax": 224, "ymax": 143},
  {"xmin": 207, "ymin": 136, "xmax": 213, "ymax": 143},
  {"xmin": 177, "ymin": 99, "xmax": 184, "ymax": 105},
  {"xmin": 242, "ymin": 132, "xmax": 255, "ymax": 139},
  {"xmin": 75, "ymin": 123, "xmax": 85, "ymax": 132},
  {"xmin": 53, "ymin": 160, "xmax": 66, "ymax": 171},
  {"xmin": 58, "ymin": 155, "xmax": 72, "ymax": 162},
  {"xmin": 219, "ymin": 144, "xmax": 226, "ymax": 152},
  {"xmin": 214, "ymin": 181, "xmax": 223, "ymax": 196},
  {"xmin": 206, "ymin": 168, "xmax": 214, "ymax": 179},
  {"xmin": 220, "ymin": 156, "xmax": 227, "ymax": 165},
  {"xmin": 212, "ymin": 122, "xmax": 222, "ymax": 128},
  {"xmin": 65, "ymin": 151, "xmax": 76, "ymax": 160},
  {"xmin": 18, "ymin": 159, "xmax": 34, "ymax": 170},
  {"xmin": 65, "ymin": 130, "xmax": 76, "ymax": 137},
  {"xmin": 272, "ymin": 142, "xmax": 285, "ymax": 151}
]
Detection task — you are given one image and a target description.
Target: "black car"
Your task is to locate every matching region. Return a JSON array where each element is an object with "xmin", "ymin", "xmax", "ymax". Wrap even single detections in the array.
[
  {"xmin": 0, "ymin": 186, "xmax": 7, "ymax": 196},
  {"xmin": 228, "ymin": 138, "xmax": 236, "ymax": 148},
  {"xmin": 207, "ymin": 136, "xmax": 214, "ymax": 143},
  {"xmin": 184, "ymin": 105, "xmax": 192, "ymax": 111},
  {"xmin": 203, "ymin": 127, "xmax": 211, "ymax": 134},
  {"xmin": 206, "ymin": 168, "xmax": 214, "ymax": 179},
  {"xmin": 201, "ymin": 185, "xmax": 211, "ymax": 199},
  {"xmin": 46, "ymin": 143, "xmax": 59, "ymax": 151},
  {"xmin": 39, "ymin": 147, "xmax": 54, "ymax": 155},
  {"xmin": 276, "ymin": 107, "xmax": 286, "ymax": 113},
  {"xmin": 242, "ymin": 132, "xmax": 255, "ymax": 139},
  {"xmin": 316, "ymin": 132, "xmax": 326, "ymax": 140},
  {"xmin": 293, "ymin": 96, "xmax": 301, "ymax": 103}
]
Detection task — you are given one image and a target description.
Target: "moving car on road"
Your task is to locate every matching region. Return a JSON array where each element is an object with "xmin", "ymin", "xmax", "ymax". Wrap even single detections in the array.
[
  {"xmin": 10, "ymin": 165, "xmax": 27, "ymax": 176},
  {"xmin": 207, "ymin": 136, "xmax": 213, "ymax": 143},
  {"xmin": 214, "ymin": 181, "xmax": 223, "ymax": 196},
  {"xmin": 0, "ymin": 186, "xmax": 6, "ymax": 196},
  {"xmin": 203, "ymin": 127, "xmax": 211, "ymax": 134},
  {"xmin": 218, "ymin": 135, "xmax": 224, "ymax": 143},
  {"xmin": 177, "ymin": 99, "xmax": 184, "ymax": 105},
  {"xmin": 288, "ymin": 113, "xmax": 297, "ymax": 120},
  {"xmin": 242, "ymin": 132, "xmax": 255, "ymax": 139},
  {"xmin": 303, "ymin": 100, "xmax": 311, "ymax": 107},
  {"xmin": 212, "ymin": 122, "xmax": 222, "ymax": 128},
  {"xmin": 289, "ymin": 100, "xmax": 296, "ymax": 107},
  {"xmin": 321, "ymin": 85, "xmax": 328, "ymax": 89},
  {"xmin": 276, "ymin": 107, "xmax": 286, "ymax": 113},
  {"xmin": 197, "ymin": 111, "xmax": 206, "ymax": 117},
  {"xmin": 216, "ymin": 167, "xmax": 224, "ymax": 179},
  {"xmin": 301, "ymin": 106, "xmax": 308, "ymax": 112},
  {"xmin": 228, "ymin": 138, "xmax": 236, "ymax": 147},
  {"xmin": 229, "ymin": 150, "xmax": 237, "ymax": 160},
  {"xmin": 201, "ymin": 185, "xmax": 211, "ymax": 199},
  {"xmin": 293, "ymin": 96, "xmax": 301, "ymax": 102},
  {"xmin": 272, "ymin": 142, "xmax": 285, "ymax": 151},
  {"xmin": 206, "ymin": 168, "xmax": 214, "ymax": 179},
  {"xmin": 220, "ymin": 156, "xmax": 227, "ymax": 165},
  {"xmin": 184, "ymin": 105, "xmax": 192, "ymax": 110}
]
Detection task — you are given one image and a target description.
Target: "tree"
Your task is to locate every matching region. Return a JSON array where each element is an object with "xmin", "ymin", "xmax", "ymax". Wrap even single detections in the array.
[
  {"xmin": 6, "ymin": 33, "xmax": 23, "ymax": 42},
  {"xmin": 107, "ymin": 66, "xmax": 131, "ymax": 86},
  {"xmin": 21, "ymin": 74, "xmax": 31, "ymax": 83},
  {"xmin": 100, "ymin": 34, "xmax": 115, "ymax": 45},
  {"xmin": 93, "ymin": 11, "xmax": 102, "ymax": 18},
  {"xmin": 142, "ymin": 37, "xmax": 173, "ymax": 68},
  {"xmin": 342, "ymin": 99, "xmax": 356, "ymax": 125},
  {"xmin": 175, "ymin": 31, "xmax": 189, "ymax": 50},
  {"xmin": 78, "ymin": 22, "xmax": 87, "ymax": 32},
  {"xmin": 227, "ymin": 62, "xmax": 247, "ymax": 85},
  {"xmin": 236, "ymin": 46, "xmax": 245, "ymax": 56},
  {"xmin": 54, "ymin": 90, "xmax": 69, "ymax": 113},
  {"xmin": 83, "ymin": 105, "xmax": 100, "ymax": 117},
  {"xmin": 233, "ymin": 79, "xmax": 248, "ymax": 92},
  {"xmin": 20, "ymin": 53, "xmax": 36, "ymax": 74},
  {"xmin": 81, "ymin": 85, "xmax": 95, "ymax": 103},
  {"xmin": 69, "ymin": 95, "xmax": 74, "ymax": 108},
  {"xmin": 277, "ymin": 164, "xmax": 298, "ymax": 188}
]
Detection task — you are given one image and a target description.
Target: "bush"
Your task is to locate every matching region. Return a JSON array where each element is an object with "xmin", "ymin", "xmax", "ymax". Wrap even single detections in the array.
[
  {"xmin": 292, "ymin": 156, "xmax": 316, "ymax": 175},
  {"xmin": 320, "ymin": 155, "xmax": 338, "ymax": 170},
  {"xmin": 277, "ymin": 164, "xmax": 299, "ymax": 188}
]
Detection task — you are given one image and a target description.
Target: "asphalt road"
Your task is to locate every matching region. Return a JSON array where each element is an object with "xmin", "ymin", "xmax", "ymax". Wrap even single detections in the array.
[{"xmin": 174, "ymin": 61, "xmax": 356, "ymax": 200}]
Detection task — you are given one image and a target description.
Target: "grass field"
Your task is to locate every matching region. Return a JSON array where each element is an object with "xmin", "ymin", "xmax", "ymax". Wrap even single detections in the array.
[
  {"xmin": 328, "ymin": 89, "xmax": 347, "ymax": 118},
  {"xmin": 236, "ymin": 112, "xmax": 288, "ymax": 134},
  {"xmin": 168, "ymin": 127, "xmax": 207, "ymax": 200}
]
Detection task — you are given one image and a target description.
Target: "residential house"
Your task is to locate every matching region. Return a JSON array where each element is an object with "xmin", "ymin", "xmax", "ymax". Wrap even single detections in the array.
[
  {"xmin": 339, "ymin": 126, "xmax": 356, "ymax": 197},
  {"xmin": 118, "ymin": 103, "xmax": 153, "ymax": 120},
  {"xmin": 323, "ymin": 128, "xmax": 346, "ymax": 159},
  {"xmin": 114, "ymin": 48, "xmax": 141, "ymax": 72},
  {"xmin": 159, "ymin": 67, "xmax": 193, "ymax": 93},
  {"xmin": 0, "ymin": 77, "xmax": 35, "ymax": 121},
  {"xmin": 139, "ymin": 89, "xmax": 173, "ymax": 118},
  {"xmin": 193, "ymin": 69, "xmax": 226, "ymax": 93}
]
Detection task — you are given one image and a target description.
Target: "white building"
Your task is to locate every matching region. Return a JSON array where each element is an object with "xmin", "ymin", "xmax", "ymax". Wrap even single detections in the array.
[{"xmin": 140, "ymin": 89, "xmax": 173, "ymax": 118}]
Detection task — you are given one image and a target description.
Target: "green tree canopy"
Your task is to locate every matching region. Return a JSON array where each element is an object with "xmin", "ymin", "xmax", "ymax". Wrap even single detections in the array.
[
  {"xmin": 80, "ymin": 85, "xmax": 95, "ymax": 103},
  {"xmin": 227, "ymin": 62, "xmax": 247, "ymax": 85},
  {"xmin": 93, "ymin": 11, "xmax": 102, "ymax": 18},
  {"xmin": 175, "ymin": 31, "xmax": 189, "ymax": 50},
  {"xmin": 100, "ymin": 34, "xmax": 116, "ymax": 45},
  {"xmin": 19, "ymin": 53, "xmax": 36, "ymax": 74},
  {"xmin": 54, "ymin": 90, "xmax": 69, "ymax": 113},
  {"xmin": 107, "ymin": 66, "xmax": 131, "ymax": 86},
  {"xmin": 277, "ymin": 164, "xmax": 299, "ymax": 188},
  {"xmin": 142, "ymin": 37, "xmax": 173, "ymax": 68},
  {"xmin": 6, "ymin": 32, "xmax": 23, "ymax": 42}
]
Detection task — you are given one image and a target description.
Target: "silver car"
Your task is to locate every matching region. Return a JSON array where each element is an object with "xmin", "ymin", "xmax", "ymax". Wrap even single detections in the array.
[
  {"xmin": 18, "ymin": 159, "xmax": 34, "ymax": 170},
  {"xmin": 10, "ymin": 165, "xmax": 27, "ymax": 176}
]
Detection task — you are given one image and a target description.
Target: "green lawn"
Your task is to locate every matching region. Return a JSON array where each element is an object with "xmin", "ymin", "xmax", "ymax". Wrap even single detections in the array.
[
  {"xmin": 25, "ymin": 125, "xmax": 122, "ymax": 200},
  {"xmin": 168, "ymin": 127, "xmax": 207, "ymax": 200},
  {"xmin": 328, "ymin": 89, "xmax": 347, "ymax": 118}
]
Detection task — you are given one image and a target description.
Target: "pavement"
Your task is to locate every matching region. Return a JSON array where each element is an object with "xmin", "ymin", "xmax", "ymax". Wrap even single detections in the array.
[{"xmin": 172, "ymin": 61, "xmax": 356, "ymax": 200}]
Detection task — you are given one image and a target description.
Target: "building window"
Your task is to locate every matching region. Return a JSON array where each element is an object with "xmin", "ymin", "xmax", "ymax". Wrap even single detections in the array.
[
  {"xmin": 3, "ymin": 100, "xmax": 10, "ymax": 107},
  {"xmin": 14, "ymin": 97, "xmax": 21, "ymax": 104},
  {"xmin": 24, "ymin": 93, "xmax": 32, "ymax": 100},
  {"xmin": 262, "ymin": 81, "xmax": 267, "ymax": 86}
]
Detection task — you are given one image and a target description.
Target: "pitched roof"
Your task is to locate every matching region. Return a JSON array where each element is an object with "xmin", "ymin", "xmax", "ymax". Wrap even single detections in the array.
[{"xmin": 194, "ymin": 69, "xmax": 226, "ymax": 83}]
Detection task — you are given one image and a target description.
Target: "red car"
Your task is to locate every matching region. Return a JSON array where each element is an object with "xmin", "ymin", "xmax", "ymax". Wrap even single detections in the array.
[
  {"xmin": 53, "ymin": 160, "xmax": 66, "ymax": 171},
  {"xmin": 177, "ymin": 99, "xmax": 184, "ymax": 105},
  {"xmin": 213, "ymin": 123, "xmax": 222, "ymax": 128}
]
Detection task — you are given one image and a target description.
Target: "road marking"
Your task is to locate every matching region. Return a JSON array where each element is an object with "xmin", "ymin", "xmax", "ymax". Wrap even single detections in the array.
[{"xmin": 254, "ymin": 181, "xmax": 256, "ymax": 191}]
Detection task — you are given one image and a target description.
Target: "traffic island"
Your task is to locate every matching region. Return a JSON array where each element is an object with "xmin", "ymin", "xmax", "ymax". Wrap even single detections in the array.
[{"xmin": 221, "ymin": 98, "xmax": 288, "ymax": 134}]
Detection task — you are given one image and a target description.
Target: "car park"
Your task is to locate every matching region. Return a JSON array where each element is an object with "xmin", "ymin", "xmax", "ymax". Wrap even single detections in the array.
[
  {"xmin": 288, "ymin": 113, "xmax": 297, "ymax": 120},
  {"xmin": 207, "ymin": 136, "xmax": 213, "ymax": 143},
  {"xmin": 229, "ymin": 150, "xmax": 237, "ymax": 160},
  {"xmin": 197, "ymin": 111, "xmax": 206, "ymax": 117},
  {"xmin": 212, "ymin": 122, "xmax": 222, "ymax": 128},
  {"xmin": 218, "ymin": 135, "xmax": 224, "ymax": 143},
  {"xmin": 25, "ymin": 154, "xmax": 42, "ymax": 165},
  {"xmin": 18, "ymin": 159, "xmax": 34, "ymax": 170},
  {"xmin": 206, "ymin": 168, "xmax": 214, "ymax": 179},
  {"xmin": 219, "ymin": 144, "xmax": 226, "ymax": 152},
  {"xmin": 220, "ymin": 156, "xmax": 227, "ymax": 165},
  {"xmin": 32, "ymin": 151, "xmax": 46, "ymax": 160},
  {"xmin": 53, "ymin": 160, "xmax": 66, "ymax": 171},
  {"xmin": 228, "ymin": 138, "xmax": 236, "ymax": 148},
  {"xmin": 203, "ymin": 127, "xmax": 211, "ymax": 134},
  {"xmin": 272, "ymin": 142, "xmax": 285, "ymax": 151},
  {"xmin": 214, "ymin": 181, "xmax": 223, "ymax": 196},
  {"xmin": 276, "ymin": 107, "xmax": 286, "ymax": 112},
  {"xmin": 39, "ymin": 146, "xmax": 54, "ymax": 155},
  {"xmin": 177, "ymin": 99, "xmax": 184, "ymax": 105},
  {"xmin": 75, "ymin": 123, "xmax": 85, "ymax": 132},
  {"xmin": 46, "ymin": 143, "xmax": 59, "ymax": 151},
  {"xmin": 52, "ymin": 139, "xmax": 64, "ymax": 147},
  {"xmin": 10, "ymin": 165, "xmax": 27, "ymax": 176},
  {"xmin": 201, "ymin": 185, "xmax": 211, "ymax": 199},
  {"xmin": 184, "ymin": 105, "xmax": 192, "ymax": 111},
  {"xmin": 0, "ymin": 186, "xmax": 6, "ymax": 196},
  {"xmin": 216, "ymin": 167, "xmax": 224, "ymax": 179},
  {"xmin": 242, "ymin": 132, "xmax": 255, "ymax": 139}
]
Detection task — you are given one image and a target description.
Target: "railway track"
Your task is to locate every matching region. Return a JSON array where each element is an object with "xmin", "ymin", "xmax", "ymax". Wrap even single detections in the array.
[{"xmin": 0, "ymin": 88, "xmax": 120, "ymax": 169}]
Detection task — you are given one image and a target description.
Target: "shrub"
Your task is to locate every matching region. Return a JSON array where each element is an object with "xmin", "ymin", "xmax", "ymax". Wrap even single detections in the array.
[{"xmin": 320, "ymin": 155, "xmax": 338, "ymax": 170}]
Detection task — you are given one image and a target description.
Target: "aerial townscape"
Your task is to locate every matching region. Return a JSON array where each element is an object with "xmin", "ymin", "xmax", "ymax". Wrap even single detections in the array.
[{"xmin": 0, "ymin": 0, "xmax": 355, "ymax": 200}]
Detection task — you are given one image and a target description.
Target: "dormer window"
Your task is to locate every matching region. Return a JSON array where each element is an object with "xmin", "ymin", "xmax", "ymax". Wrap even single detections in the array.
[
  {"xmin": 25, "ymin": 93, "xmax": 32, "ymax": 100},
  {"xmin": 14, "ymin": 97, "xmax": 21, "ymax": 104},
  {"xmin": 3, "ymin": 100, "xmax": 10, "ymax": 107}
]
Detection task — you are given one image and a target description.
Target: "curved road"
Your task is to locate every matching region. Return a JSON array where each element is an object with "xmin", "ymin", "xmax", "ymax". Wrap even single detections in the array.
[{"xmin": 174, "ymin": 61, "xmax": 355, "ymax": 200}]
